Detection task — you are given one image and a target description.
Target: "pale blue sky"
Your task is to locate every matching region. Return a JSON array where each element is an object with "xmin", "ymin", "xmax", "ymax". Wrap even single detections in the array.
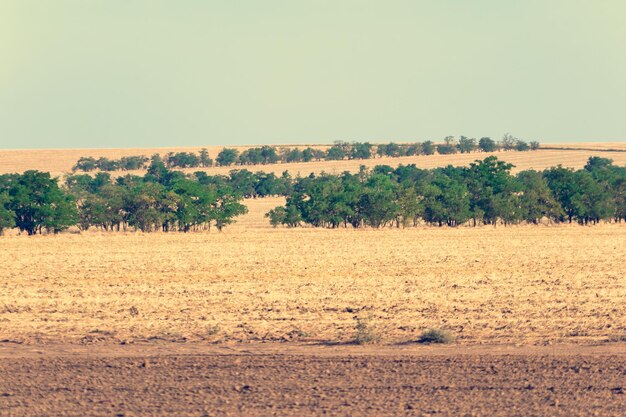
[{"xmin": 1, "ymin": 1, "xmax": 625, "ymax": 149}]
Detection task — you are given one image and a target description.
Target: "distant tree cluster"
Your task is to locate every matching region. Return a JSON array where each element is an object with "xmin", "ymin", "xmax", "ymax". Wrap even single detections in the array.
[
  {"xmin": 0, "ymin": 161, "xmax": 256, "ymax": 235},
  {"xmin": 73, "ymin": 155, "xmax": 150, "ymax": 172},
  {"xmin": 72, "ymin": 136, "xmax": 540, "ymax": 172},
  {"xmin": 266, "ymin": 156, "xmax": 626, "ymax": 228},
  {"xmin": 72, "ymin": 150, "xmax": 214, "ymax": 172}
]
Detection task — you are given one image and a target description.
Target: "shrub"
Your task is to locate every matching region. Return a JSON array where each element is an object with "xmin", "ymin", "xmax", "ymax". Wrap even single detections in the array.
[
  {"xmin": 354, "ymin": 316, "xmax": 379, "ymax": 345},
  {"xmin": 417, "ymin": 328, "xmax": 455, "ymax": 344}
]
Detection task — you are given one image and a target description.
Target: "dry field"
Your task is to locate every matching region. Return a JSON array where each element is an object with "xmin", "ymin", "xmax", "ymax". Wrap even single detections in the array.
[
  {"xmin": 1, "ymin": 143, "xmax": 626, "ymax": 178},
  {"xmin": 2, "ymin": 150, "xmax": 626, "ymax": 416},
  {"xmin": 1, "ymin": 197, "xmax": 624, "ymax": 346},
  {"xmin": 541, "ymin": 142, "xmax": 626, "ymax": 151}
]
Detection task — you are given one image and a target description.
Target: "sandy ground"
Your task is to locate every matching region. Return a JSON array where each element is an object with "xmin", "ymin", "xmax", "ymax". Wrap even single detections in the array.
[{"xmin": 1, "ymin": 342, "xmax": 624, "ymax": 416}]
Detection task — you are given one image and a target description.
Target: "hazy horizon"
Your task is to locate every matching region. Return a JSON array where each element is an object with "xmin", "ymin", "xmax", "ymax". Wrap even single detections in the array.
[{"xmin": 1, "ymin": 1, "xmax": 625, "ymax": 150}]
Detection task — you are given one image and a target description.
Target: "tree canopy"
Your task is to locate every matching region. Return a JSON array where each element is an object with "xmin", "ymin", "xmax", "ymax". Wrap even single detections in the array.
[{"xmin": 267, "ymin": 156, "xmax": 626, "ymax": 229}]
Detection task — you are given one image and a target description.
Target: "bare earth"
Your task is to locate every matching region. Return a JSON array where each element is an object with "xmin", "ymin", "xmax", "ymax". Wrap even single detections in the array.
[{"xmin": 1, "ymin": 343, "xmax": 625, "ymax": 416}]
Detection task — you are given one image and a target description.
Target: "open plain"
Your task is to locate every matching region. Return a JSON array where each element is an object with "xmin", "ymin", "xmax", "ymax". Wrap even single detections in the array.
[{"xmin": 1, "ymin": 146, "xmax": 625, "ymax": 415}]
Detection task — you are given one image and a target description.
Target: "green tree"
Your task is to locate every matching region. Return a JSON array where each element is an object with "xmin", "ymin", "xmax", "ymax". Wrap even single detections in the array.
[
  {"xmin": 515, "ymin": 140, "xmax": 530, "ymax": 151},
  {"xmin": 478, "ymin": 137, "xmax": 497, "ymax": 152},
  {"xmin": 405, "ymin": 143, "xmax": 423, "ymax": 156},
  {"xmin": 516, "ymin": 170, "xmax": 564, "ymax": 224},
  {"xmin": 422, "ymin": 140, "xmax": 436, "ymax": 155},
  {"xmin": 146, "ymin": 154, "xmax": 169, "ymax": 183},
  {"xmin": 124, "ymin": 182, "xmax": 166, "ymax": 232},
  {"xmin": 326, "ymin": 145, "xmax": 346, "ymax": 160},
  {"xmin": 358, "ymin": 174, "xmax": 399, "ymax": 228},
  {"xmin": 265, "ymin": 204, "xmax": 302, "ymax": 227},
  {"xmin": 379, "ymin": 143, "xmax": 404, "ymax": 157},
  {"xmin": 284, "ymin": 148, "xmax": 303, "ymax": 163},
  {"xmin": 216, "ymin": 148, "xmax": 239, "ymax": 166},
  {"xmin": 457, "ymin": 136, "xmax": 476, "ymax": 153},
  {"xmin": 466, "ymin": 156, "xmax": 517, "ymax": 225},
  {"xmin": 544, "ymin": 166, "xmax": 581, "ymax": 222},
  {"xmin": 229, "ymin": 170, "xmax": 257, "ymax": 198},
  {"xmin": 301, "ymin": 147, "xmax": 315, "ymax": 162},
  {"xmin": 350, "ymin": 142, "xmax": 373, "ymax": 159},
  {"xmin": 77, "ymin": 193, "xmax": 109, "ymax": 231},
  {"xmin": 395, "ymin": 184, "xmax": 422, "ymax": 227},
  {"xmin": 171, "ymin": 179, "xmax": 212, "ymax": 232},
  {"xmin": 119, "ymin": 155, "xmax": 149, "ymax": 170},
  {"xmin": 571, "ymin": 170, "xmax": 615, "ymax": 224},
  {"xmin": 73, "ymin": 157, "xmax": 98, "ymax": 172},
  {"xmin": 437, "ymin": 137, "xmax": 457, "ymax": 154},
  {"xmin": 260, "ymin": 145, "xmax": 280, "ymax": 164},
  {"xmin": 199, "ymin": 148, "xmax": 213, "ymax": 167},
  {"xmin": 613, "ymin": 176, "xmax": 626, "ymax": 222},
  {"xmin": 422, "ymin": 173, "xmax": 471, "ymax": 226},
  {"xmin": 9, "ymin": 171, "xmax": 78, "ymax": 235},
  {"xmin": 0, "ymin": 192, "xmax": 15, "ymax": 235},
  {"xmin": 96, "ymin": 157, "xmax": 119, "ymax": 171},
  {"xmin": 166, "ymin": 152, "xmax": 201, "ymax": 168},
  {"xmin": 212, "ymin": 187, "xmax": 248, "ymax": 231}
]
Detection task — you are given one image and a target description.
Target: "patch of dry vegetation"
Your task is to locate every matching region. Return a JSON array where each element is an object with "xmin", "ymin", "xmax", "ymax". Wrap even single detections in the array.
[{"xmin": 0, "ymin": 198, "xmax": 624, "ymax": 345}]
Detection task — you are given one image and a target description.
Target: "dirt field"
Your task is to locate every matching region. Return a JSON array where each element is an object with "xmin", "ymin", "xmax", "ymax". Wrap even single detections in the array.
[
  {"xmin": 1, "ymin": 143, "xmax": 626, "ymax": 178},
  {"xmin": 1, "ymin": 198, "xmax": 624, "ymax": 346},
  {"xmin": 1, "ymin": 343, "xmax": 625, "ymax": 416}
]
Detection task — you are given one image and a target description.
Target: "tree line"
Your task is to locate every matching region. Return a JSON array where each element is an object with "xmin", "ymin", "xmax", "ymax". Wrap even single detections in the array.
[
  {"xmin": 72, "ymin": 135, "xmax": 540, "ymax": 172},
  {"xmin": 73, "ymin": 150, "xmax": 214, "ymax": 172},
  {"xmin": 0, "ymin": 157, "xmax": 259, "ymax": 235},
  {"xmin": 266, "ymin": 156, "xmax": 626, "ymax": 228},
  {"xmin": 5, "ymin": 154, "xmax": 620, "ymax": 235}
]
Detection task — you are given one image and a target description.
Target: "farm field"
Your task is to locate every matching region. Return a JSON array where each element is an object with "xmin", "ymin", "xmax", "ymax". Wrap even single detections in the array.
[
  {"xmin": 1, "ymin": 143, "xmax": 626, "ymax": 178},
  {"xmin": 1, "ymin": 345, "xmax": 625, "ymax": 416},
  {"xmin": 2, "ymin": 147, "xmax": 626, "ymax": 415},
  {"xmin": 1, "ymin": 198, "xmax": 624, "ymax": 346}
]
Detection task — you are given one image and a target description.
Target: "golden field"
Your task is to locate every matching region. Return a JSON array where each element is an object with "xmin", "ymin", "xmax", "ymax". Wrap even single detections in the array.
[
  {"xmin": 1, "ymin": 197, "xmax": 624, "ymax": 346},
  {"xmin": 1, "ymin": 143, "xmax": 626, "ymax": 178}
]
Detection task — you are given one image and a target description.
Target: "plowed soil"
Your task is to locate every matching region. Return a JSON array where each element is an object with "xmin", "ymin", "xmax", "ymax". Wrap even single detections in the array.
[{"xmin": 1, "ymin": 343, "xmax": 624, "ymax": 416}]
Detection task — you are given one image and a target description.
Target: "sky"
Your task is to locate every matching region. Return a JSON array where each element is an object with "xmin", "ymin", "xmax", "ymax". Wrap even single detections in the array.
[{"xmin": 1, "ymin": 0, "xmax": 625, "ymax": 149}]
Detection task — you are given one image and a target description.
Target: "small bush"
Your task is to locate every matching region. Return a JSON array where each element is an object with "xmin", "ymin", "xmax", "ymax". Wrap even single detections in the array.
[
  {"xmin": 418, "ymin": 328, "xmax": 455, "ymax": 344},
  {"xmin": 354, "ymin": 316, "xmax": 379, "ymax": 345}
]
